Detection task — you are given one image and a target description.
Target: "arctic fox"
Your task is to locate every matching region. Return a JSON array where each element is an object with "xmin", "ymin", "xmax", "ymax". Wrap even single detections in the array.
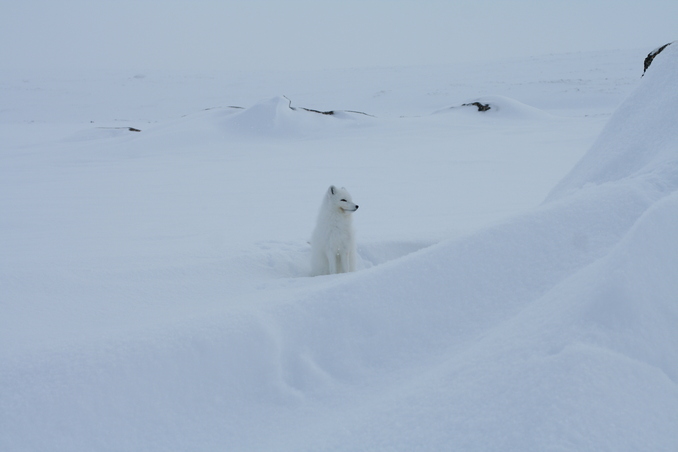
[{"xmin": 310, "ymin": 185, "xmax": 359, "ymax": 276}]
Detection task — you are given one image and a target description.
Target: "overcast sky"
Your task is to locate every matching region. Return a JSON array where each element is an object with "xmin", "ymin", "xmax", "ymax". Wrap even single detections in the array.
[{"xmin": 1, "ymin": 0, "xmax": 677, "ymax": 76}]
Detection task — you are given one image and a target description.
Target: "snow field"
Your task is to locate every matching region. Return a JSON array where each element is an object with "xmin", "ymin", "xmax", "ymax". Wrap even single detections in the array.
[{"xmin": 2, "ymin": 47, "xmax": 677, "ymax": 451}]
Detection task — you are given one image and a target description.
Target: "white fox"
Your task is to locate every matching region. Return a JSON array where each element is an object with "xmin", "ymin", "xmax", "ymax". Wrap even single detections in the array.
[{"xmin": 310, "ymin": 185, "xmax": 359, "ymax": 275}]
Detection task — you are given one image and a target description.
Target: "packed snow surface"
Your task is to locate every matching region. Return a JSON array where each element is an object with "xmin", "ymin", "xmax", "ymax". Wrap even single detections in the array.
[{"xmin": 1, "ymin": 48, "xmax": 677, "ymax": 451}]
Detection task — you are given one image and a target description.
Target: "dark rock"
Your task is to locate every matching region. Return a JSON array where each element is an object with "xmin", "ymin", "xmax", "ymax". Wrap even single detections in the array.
[
  {"xmin": 282, "ymin": 95, "xmax": 373, "ymax": 117},
  {"xmin": 462, "ymin": 102, "xmax": 491, "ymax": 112},
  {"xmin": 301, "ymin": 107, "xmax": 335, "ymax": 115},
  {"xmin": 643, "ymin": 42, "xmax": 674, "ymax": 76}
]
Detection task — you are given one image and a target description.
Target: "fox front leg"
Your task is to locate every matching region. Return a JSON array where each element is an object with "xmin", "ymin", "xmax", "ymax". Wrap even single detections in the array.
[{"xmin": 327, "ymin": 250, "xmax": 338, "ymax": 274}]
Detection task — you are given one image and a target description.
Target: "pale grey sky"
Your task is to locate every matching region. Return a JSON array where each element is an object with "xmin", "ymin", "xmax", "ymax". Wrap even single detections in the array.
[{"xmin": 1, "ymin": 0, "xmax": 676, "ymax": 75}]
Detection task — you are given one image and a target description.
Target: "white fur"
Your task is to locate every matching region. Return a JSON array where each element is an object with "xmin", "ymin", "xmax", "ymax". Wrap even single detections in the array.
[{"xmin": 310, "ymin": 185, "xmax": 359, "ymax": 276}]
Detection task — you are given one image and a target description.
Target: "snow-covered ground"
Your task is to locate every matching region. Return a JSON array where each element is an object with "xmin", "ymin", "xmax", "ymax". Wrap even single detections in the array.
[{"xmin": 2, "ymin": 45, "xmax": 677, "ymax": 451}]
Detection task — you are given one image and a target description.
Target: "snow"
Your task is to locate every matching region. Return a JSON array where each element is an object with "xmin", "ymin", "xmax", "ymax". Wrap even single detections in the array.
[
  {"xmin": 548, "ymin": 45, "xmax": 678, "ymax": 199},
  {"xmin": 2, "ymin": 45, "xmax": 677, "ymax": 451}
]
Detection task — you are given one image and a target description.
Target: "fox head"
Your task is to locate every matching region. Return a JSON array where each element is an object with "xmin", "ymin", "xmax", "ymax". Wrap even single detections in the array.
[{"xmin": 328, "ymin": 185, "xmax": 359, "ymax": 213}]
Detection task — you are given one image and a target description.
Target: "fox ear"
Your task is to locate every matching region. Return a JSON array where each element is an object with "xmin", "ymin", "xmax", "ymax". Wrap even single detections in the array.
[{"xmin": 329, "ymin": 185, "xmax": 336, "ymax": 195}]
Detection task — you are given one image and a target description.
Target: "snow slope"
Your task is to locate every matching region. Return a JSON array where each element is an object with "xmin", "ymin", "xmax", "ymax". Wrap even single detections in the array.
[{"xmin": 1, "ymin": 47, "xmax": 676, "ymax": 451}]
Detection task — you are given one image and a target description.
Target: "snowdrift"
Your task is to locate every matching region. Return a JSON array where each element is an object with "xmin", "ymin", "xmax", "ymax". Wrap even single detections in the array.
[
  {"xmin": 222, "ymin": 96, "xmax": 371, "ymax": 139},
  {"xmin": 2, "ymin": 47, "xmax": 678, "ymax": 451},
  {"xmin": 435, "ymin": 95, "xmax": 555, "ymax": 120}
]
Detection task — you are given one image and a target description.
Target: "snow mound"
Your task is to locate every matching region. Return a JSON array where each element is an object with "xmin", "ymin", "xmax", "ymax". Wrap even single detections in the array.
[
  {"xmin": 222, "ymin": 96, "xmax": 369, "ymax": 138},
  {"xmin": 435, "ymin": 95, "xmax": 553, "ymax": 120}
]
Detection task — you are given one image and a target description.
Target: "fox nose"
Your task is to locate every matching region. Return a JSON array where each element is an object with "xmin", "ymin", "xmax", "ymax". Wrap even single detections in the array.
[{"xmin": 355, "ymin": 205, "xmax": 359, "ymax": 210}]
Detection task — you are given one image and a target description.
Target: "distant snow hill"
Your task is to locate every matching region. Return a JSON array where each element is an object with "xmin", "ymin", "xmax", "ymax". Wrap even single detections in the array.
[{"xmin": 435, "ymin": 94, "xmax": 555, "ymax": 119}]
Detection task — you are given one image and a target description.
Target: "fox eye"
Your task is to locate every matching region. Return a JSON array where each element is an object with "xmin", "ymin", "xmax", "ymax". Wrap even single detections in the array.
[{"xmin": 340, "ymin": 199, "xmax": 347, "ymax": 202}]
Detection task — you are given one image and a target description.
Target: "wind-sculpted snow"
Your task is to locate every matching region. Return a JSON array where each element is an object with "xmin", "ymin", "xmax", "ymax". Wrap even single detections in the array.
[
  {"xmin": 1, "ymin": 49, "xmax": 677, "ymax": 451},
  {"xmin": 547, "ymin": 44, "xmax": 678, "ymax": 199},
  {"xmin": 222, "ymin": 96, "xmax": 372, "ymax": 139}
]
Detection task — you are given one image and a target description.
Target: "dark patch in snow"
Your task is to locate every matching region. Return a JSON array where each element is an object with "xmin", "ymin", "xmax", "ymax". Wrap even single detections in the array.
[
  {"xmin": 283, "ymin": 95, "xmax": 333, "ymax": 115},
  {"xmin": 282, "ymin": 95, "xmax": 373, "ymax": 117},
  {"xmin": 97, "ymin": 126, "xmax": 141, "ymax": 132},
  {"xmin": 462, "ymin": 101, "xmax": 492, "ymax": 112},
  {"xmin": 302, "ymin": 107, "xmax": 335, "ymax": 115},
  {"xmin": 344, "ymin": 110, "xmax": 376, "ymax": 117},
  {"xmin": 643, "ymin": 41, "xmax": 674, "ymax": 76}
]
